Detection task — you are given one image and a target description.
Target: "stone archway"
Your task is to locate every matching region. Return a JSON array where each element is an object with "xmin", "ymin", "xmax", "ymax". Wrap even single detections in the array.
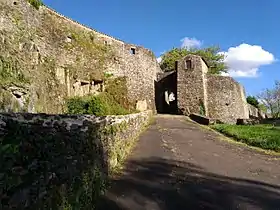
[{"xmin": 155, "ymin": 71, "xmax": 178, "ymax": 114}]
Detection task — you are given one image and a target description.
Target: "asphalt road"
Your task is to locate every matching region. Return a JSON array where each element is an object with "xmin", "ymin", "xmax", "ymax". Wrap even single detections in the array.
[{"xmin": 96, "ymin": 115, "xmax": 280, "ymax": 210}]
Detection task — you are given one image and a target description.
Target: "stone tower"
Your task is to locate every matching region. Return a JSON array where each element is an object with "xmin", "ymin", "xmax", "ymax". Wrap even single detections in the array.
[{"xmin": 176, "ymin": 55, "xmax": 209, "ymax": 116}]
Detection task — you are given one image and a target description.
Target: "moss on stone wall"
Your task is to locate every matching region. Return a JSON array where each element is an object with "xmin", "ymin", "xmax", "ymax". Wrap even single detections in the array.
[
  {"xmin": 0, "ymin": 56, "xmax": 29, "ymax": 86},
  {"xmin": 0, "ymin": 1, "xmax": 116, "ymax": 114},
  {"xmin": 0, "ymin": 111, "xmax": 152, "ymax": 209},
  {"xmin": 0, "ymin": 120, "xmax": 107, "ymax": 209},
  {"xmin": 1, "ymin": 0, "xmax": 160, "ymax": 113},
  {"xmin": 0, "ymin": 90, "xmax": 20, "ymax": 112},
  {"xmin": 41, "ymin": 13, "xmax": 115, "ymax": 82},
  {"xmin": 0, "ymin": 55, "xmax": 30, "ymax": 112}
]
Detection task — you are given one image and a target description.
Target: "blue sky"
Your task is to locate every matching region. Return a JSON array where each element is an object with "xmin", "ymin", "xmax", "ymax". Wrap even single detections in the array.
[{"xmin": 43, "ymin": 0, "xmax": 279, "ymax": 96}]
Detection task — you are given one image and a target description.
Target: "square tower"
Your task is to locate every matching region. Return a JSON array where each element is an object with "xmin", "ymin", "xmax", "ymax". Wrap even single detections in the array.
[{"xmin": 176, "ymin": 55, "xmax": 208, "ymax": 116}]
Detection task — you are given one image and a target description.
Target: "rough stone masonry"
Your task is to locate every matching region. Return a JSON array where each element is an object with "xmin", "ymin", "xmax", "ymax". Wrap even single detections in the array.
[
  {"xmin": 0, "ymin": 0, "xmax": 255, "ymax": 123},
  {"xmin": 0, "ymin": 0, "xmax": 161, "ymax": 113}
]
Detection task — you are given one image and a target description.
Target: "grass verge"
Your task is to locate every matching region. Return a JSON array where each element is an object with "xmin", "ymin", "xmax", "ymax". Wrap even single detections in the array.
[
  {"xmin": 210, "ymin": 124, "xmax": 280, "ymax": 152},
  {"xmin": 184, "ymin": 118, "xmax": 280, "ymax": 157}
]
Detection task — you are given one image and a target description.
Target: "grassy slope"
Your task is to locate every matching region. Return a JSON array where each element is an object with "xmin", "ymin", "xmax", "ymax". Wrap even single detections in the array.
[{"xmin": 211, "ymin": 124, "xmax": 280, "ymax": 152}]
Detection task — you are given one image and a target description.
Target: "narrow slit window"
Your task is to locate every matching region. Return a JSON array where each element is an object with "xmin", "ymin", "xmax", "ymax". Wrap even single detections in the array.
[
  {"xmin": 81, "ymin": 81, "xmax": 89, "ymax": 86},
  {"xmin": 185, "ymin": 60, "xmax": 192, "ymax": 69},
  {"xmin": 130, "ymin": 48, "xmax": 136, "ymax": 55},
  {"xmin": 104, "ymin": 40, "xmax": 108, "ymax": 45}
]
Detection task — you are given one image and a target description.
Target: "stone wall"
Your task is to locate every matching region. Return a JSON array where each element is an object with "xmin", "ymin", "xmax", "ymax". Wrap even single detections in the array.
[
  {"xmin": 177, "ymin": 55, "xmax": 208, "ymax": 115},
  {"xmin": 247, "ymin": 103, "xmax": 266, "ymax": 119},
  {"xmin": 175, "ymin": 54, "xmax": 249, "ymax": 124},
  {"xmin": 207, "ymin": 75, "xmax": 249, "ymax": 124},
  {"xmin": 0, "ymin": 110, "xmax": 152, "ymax": 209},
  {"xmin": 248, "ymin": 104, "xmax": 259, "ymax": 118},
  {"xmin": 0, "ymin": 0, "xmax": 161, "ymax": 113}
]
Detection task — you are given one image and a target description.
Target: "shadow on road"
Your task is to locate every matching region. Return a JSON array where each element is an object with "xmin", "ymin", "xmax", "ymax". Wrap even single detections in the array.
[{"xmin": 96, "ymin": 157, "xmax": 280, "ymax": 210}]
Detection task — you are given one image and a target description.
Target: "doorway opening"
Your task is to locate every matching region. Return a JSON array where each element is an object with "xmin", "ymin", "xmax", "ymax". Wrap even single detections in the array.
[{"xmin": 155, "ymin": 71, "xmax": 178, "ymax": 114}]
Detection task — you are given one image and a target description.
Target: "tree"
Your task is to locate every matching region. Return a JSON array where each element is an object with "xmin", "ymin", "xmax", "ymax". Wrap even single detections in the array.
[
  {"xmin": 246, "ymin": 96, "xmax": 259, "ymax": 108},
  {"xmin": 258, "ymin": 81, "xmax": 280, "ymax": 118},
  {"xmin": 160, "ymin": 46, "xmax": 228, "ymax": 74},
  {"xmin": 258, "ymin": 103, "xmax": 267, "ymax": 113}
]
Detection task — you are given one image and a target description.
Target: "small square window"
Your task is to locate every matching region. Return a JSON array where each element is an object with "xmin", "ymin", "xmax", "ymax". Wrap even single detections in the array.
[
  {"xmin": 130, "ymin": 48, "xmax": 136, "ymax": 55},
  {"xmin": 185, "ymin": 60, "xmax": 192, "ymax": 69}
]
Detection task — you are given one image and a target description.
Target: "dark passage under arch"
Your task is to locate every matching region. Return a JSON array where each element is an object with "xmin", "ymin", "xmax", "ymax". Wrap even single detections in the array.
[{"xmin": 155, "ymin": 71, "xmax": 178, "ymax": 114}]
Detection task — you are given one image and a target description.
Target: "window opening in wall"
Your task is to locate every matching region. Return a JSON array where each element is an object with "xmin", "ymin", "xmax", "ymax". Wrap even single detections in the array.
[
  {"xmin": 104, "ymin": 40, "xmax": 108, "ymax": 45},
  {"xmin": 185, "ymin": 60, "xmax": 192, "ymax": 69},
  {"xmin": 130, "ymin": 48, "xmax": 136, "ymax": 55},
  {"xmin": 80, "ymin": 81, "xmax": 89, "ymax": 86},
  {"xmin": 66, "ymin": 35, "xmax": 72, "ymax": 43},
  {"xmin": 13, "ymin": 1, "xmax": 18, "ymax": 5}
]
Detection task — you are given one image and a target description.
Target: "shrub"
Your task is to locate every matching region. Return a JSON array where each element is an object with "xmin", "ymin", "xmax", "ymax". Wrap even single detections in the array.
[
  {"xmin": 26, "ymin": 0, "xmax": 43, "ymax": 10},
  {"xmin": 87, "ymin": 93, "xmax": 130, "ymax": 116},
  {"xmin": 246, "ymin": 96, "xmax": 259, "ymax": 108},
  {"xmin": 105, "ymin": 77, "xmax": 131, "ymax": 110},
  {"xmin": 66, "ymin": 77, "xmax": 136, "ymax": 116},
  {"xmin": 66, "ymin": 93, "xmax": 131, "ymax": 116},
  {"xmin": 66, "ymin": 96, "xmax": 88, "ymax": 114}
]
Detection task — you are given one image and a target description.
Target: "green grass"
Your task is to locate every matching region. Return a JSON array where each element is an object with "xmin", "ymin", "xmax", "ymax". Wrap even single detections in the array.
[{"xmin": 210, "ymin": 124, "xmax": 280, "ymax": 152}]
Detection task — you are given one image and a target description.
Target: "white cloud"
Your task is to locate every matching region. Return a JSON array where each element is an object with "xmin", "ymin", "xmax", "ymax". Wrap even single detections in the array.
[
  {"xmin": 157, "ymin": 56, "xmax": 162, "ymax": 63},
  {"xmin": 222, "ymin": 43, "xmax": 276, "ymax": 78},
  {"xmin": 156, "ymin": 50, "xmax": 166, "ymax": 63},
  {"xmin": 181, "ymin": 37, "xmax": 202, "ymax": 49}
]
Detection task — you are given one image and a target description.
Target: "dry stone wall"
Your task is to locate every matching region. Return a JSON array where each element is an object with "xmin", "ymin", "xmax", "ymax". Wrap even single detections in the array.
[
  {"xmin": 0, "ymin": 110, "xmax": 152, "ymax": 209},
  {"xmin": 0, "ymin": 0, "xmax": 161, "ymax": 113}
]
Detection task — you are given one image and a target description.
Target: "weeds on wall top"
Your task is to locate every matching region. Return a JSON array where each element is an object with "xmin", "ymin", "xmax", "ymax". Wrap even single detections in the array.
[{"xmin": 26, "ymin": 0, "xmax": 43, "ymax": 10}]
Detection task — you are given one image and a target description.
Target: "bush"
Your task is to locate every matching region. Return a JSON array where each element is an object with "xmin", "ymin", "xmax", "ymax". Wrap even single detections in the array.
[
  {"xmin": 105, "ymin": 77, "xmax": 132, "ymax": 110},
  {"xmin": 66, "ymin": 92, "xmax": 131, "ymax": 116},
  {"xmin": 26, "ymin": 0, "xmax": 43, "ymax": 10},
  {"xmin": 246, "ymin": 96, "xmax": 259, "ymax": 108},
  {"xmin": 87, "ymin": 93, "xmax": 130, "ymax": 116},
  {"xmin": 66, "ymin": 96, "xmax": 88, "ymax": 114},
  {"xmin": 66, "ymin": 77, "xmax": 136, "ymax": 116}
]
